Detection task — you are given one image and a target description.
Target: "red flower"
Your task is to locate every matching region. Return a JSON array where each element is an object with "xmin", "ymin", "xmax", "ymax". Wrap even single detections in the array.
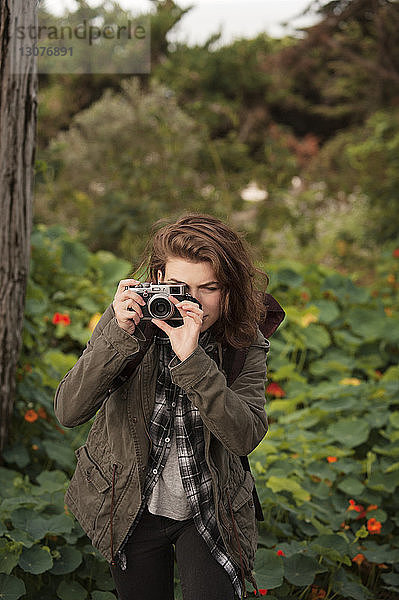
[
  {"xmin": 392, "ymin": 248, "xmax": 399, "ymax": 258},
  {"xmin": 52, "ymin": 312, "xmax": 71, "ymax": 326},
  {"xmin": 327, "ymin": 456, "xmax": 337, "ymax": 463},
  {"xmin": 266, "ymin": 382, "xmax": 285, "ymax": 398},
  {"xmin": 276, "ymin": 549, "xmax": 286, "ymax": 556},
  {"xmin": 24, "ymin": 409, "xmax": 38, "ymax": 423},
  {"xmin": 310, "ymin": 586, "xmax": 326, "ymax": 599},
  {"xmin": 367, "ymin": 518, "xmax": 382, "ymax": 534},
  {"xmin": 258, "ymin": 591, "xmax": 268, "ymax": 596}
]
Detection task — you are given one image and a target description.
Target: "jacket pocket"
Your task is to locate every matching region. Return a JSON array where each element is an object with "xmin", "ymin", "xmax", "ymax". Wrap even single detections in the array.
[
  {"xmin": 65, "ymin": 444, "xmax": 111, "ymax": 537},
  {"xmin": 223, "ymin": 470, "xmax": 258, "ymax": 570}
]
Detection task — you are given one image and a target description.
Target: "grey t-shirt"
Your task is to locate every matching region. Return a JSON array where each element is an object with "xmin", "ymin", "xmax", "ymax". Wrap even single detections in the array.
[{"xmin": 147, "ymin": 429, "xmax": 192, "ymax": 520}]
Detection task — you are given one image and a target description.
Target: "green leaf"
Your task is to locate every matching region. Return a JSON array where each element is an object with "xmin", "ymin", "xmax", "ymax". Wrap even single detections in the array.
[
  {"xmin": 0, "ymin": 469, "xmax": 26, "ymax": 499},
  {"xmin": 0, "ymin": 539, "xmax": 21, "ymax": 575},
  {"xmin": 345, "ymin": 307, "xmax": 386, "ymax": 342},
  {"xmin": 302, "ymin": 324, "xmax": 331, "ymax": 354},
  {"xmin": 18, "ymin": 545, "xmax": 53, "ymax": 574},
  {"xmin": 4, "ymin": 529, "xmax": 35, "ymax": 548},
  {"xmin": 0, "ymin": 574, "xmax": 26, "ymax": 600},
  {"xmin": 57, "ymin": 579, "xmax": 87, "ymax": 600},
  {"xmin": 34, "ymin": 470, "xmax": 68, "ymax": 495},
  {"xmin": 312, "ymin": 299, "xmax": 340, "ymax": 324},
  {"xmin": 2, "ymin": 445, "xmax": 30, "ymax": 469},
  {"xmin": 266, "ymin": 476, "xmax": 311, "ymax": 505},
  {"xmin": 313, "ymin": 534, "xmax": 349, "ymax": 554},
  {"xmin": 283, "ymin": 553, "xmax": 323, "ymax": 586},
  {"xmin": 253, "ymin": 548, "xmax": 284, "ymax": 589},
  {"xmin": 381, "ymin": 572, "xmax": 399, "ymax": 587},
  {"xmin": 332, "ymin": 569, "xmax": 373, "ymax": 599},
  {"xmin": 363, "ymin": 542, "xmax": 399, "ymax": 563},
  {"xmin": 327, "ymin": 418, "xmax": 370, "ymax": 448},
  {"xmin": 61, "ymin": 239, "xmax": 90, "ymax": 275},
  {"xmin": 389, "ymin": 412, "xmax": 399, "ymax": 429},
  {"xmin": 50, "ymin": 546, "xmax": 82, "ymax": 574},
  {"xmin": 42, "ymin": 440, "xmax": 75, "ymax": 470},
  {"xmin": 337, "ymin": 477, "xmax": 365, "ymax": 496},
  {"xmin": 91, "ymin": 592, "xmax": 117, "ymax": 600},
  {"xmin": 322, "ymin": 274, "xmax": 370, "ymax": 305},
  {"xmin": 367, "ymin": 470, "xmax": 399, "ymax": 493},
  {"xmin": 276, "ymin": 268, "xmax": 304, "ymax": 288},
  {"xmin": 95, "ymin": 251, "xmax": 130, "ymax": 288}
]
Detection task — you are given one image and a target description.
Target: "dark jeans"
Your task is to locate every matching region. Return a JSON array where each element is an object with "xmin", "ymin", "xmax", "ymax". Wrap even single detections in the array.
[{"xmin": 110, "ymin": 506, "xmax": 237, "ymax": 600}]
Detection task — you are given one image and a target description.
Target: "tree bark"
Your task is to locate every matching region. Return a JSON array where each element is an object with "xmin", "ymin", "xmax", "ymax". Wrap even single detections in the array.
[{"xmin": 0, "ymin": 0, "xmax": 37, "ymax": 453}]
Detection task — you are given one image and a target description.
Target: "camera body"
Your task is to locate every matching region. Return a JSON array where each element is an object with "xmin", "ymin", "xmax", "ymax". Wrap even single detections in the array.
[{"xmin": 124, "ymin": 282, "xmax": 201, "ymax": 322}]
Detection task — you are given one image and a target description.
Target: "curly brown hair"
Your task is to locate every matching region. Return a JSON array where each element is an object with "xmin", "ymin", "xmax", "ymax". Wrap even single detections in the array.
[{"xmin": 134, "ymin": 213, "xmax": 269, "ymax": 348}]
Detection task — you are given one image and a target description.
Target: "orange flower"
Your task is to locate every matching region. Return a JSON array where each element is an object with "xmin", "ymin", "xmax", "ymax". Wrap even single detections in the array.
[
  {"xmin": 52, "ymin": 312, "xmax": 71, "ymax": 326},
  {"xmin": 367, "ymin": 518, "xmax": 382, "ymax": 534},
  {"xmin": 366, "ymin": 504, "xmax": 378, "ymax": 512},
  {"xmin": 32, "ymin": 444, "xmax": 39, "ymax": 451},
  {"xmin": 327, "ymin": 456, "xmax": 337, "ymax": 463},
  {"xmin": 352, "ymin": 553, "xmax": 365, "ymax": 565},
  {"xmin": 266, "ymin": 382, "xmax": 285, "ymax": 398},
  {"xmin": 392, "ymin": 248, "xmax": 399, "ymax": 258},
  {"xmin": 301, "ymin": 292, "xmax": 310, "ymax": 301},
  {"xmin": 24, "ymin": 409, "xmax": 38, "ymax": 423},
  {"xmin": 276, "ymin": 549, "xmax": 286, "ymax": 556},
  {"xmin": 37, "ymin": 407, "xmax": 47, "ymax": 419},
  {"xmin": 387, "ymin": 274, "xmax": 396, "ymax": 284}
]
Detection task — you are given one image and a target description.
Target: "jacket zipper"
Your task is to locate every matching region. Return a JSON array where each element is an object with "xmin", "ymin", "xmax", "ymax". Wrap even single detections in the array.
[
  {"xmin": 115, "ymin": 361, "xmax": 152, "ymax": 568},
  {"xmin": 109, "ymin": 463, "xmax": 118, "ymax": 567}
]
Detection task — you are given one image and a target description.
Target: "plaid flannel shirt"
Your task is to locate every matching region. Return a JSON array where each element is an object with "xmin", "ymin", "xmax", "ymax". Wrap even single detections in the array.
[{"xmin": 117, "ymin": 328, "xmax": 242, "ymax": 598}]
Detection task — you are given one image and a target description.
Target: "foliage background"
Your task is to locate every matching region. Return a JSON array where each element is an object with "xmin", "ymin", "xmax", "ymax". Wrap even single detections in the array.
[{"xmin": 1, "ymin": 0, "xmax": 399, "ymax": 598}]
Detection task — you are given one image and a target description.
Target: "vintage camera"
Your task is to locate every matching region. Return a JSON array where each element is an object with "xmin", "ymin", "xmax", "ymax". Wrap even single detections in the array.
[{"xmin": 124, "ymin": 282, "xmax": 201, "ymax": 322}]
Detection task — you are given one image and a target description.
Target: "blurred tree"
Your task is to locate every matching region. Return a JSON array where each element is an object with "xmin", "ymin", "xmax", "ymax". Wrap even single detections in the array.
[
  {"xmin": 0, "ymin": 0, "xmax": 37, "ymax": 452},
  {"xmin": 306, "ymin": 108, "xmax": 399, "ymax": 242},
  {"xmin": 277, "ymin": 0, "xmax": 399, "ymax": 136},
  {"xmin": 37, "ymin": 0, "xmax": 190, "ymax": 149},
  {"xmin": 35, "ymin": 78, "xmax": 226, "ymax": 261}
]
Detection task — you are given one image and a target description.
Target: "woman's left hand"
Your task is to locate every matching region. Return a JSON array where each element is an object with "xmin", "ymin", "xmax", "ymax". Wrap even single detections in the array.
[{"xmin": 151, "ymin": 296, "xmax": 203, "ymax": 361}]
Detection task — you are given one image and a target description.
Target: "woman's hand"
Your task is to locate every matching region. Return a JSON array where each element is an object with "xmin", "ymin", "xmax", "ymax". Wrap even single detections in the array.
[
  {"xmin": 152, "ymin": 296, "xmax": 204, "ymax": 361},
  {"xmin": 112, "ymin": 279, "xmax": 146, "ymax": 334}
]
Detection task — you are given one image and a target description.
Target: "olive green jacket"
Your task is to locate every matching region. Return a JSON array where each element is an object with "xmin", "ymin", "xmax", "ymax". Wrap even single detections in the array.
[{"xmin": 54, "ymin": 304, "xmax": 269, "ymax": 586}]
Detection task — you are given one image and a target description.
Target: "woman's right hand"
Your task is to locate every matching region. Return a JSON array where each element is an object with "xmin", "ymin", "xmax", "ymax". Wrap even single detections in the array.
[{"xmin": 112, "ymin": 279, "xmax": 146, "ymax": 334}]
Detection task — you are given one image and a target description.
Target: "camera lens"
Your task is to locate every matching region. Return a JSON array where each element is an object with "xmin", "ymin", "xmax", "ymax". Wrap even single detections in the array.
[{"xmin": 148, "ymin": 295, "xmax": 174, "ymax": 320}]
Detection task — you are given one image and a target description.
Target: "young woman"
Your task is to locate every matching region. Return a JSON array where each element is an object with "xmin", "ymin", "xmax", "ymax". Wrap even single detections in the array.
[{"xmin": 54, "ymin": 213, "xmax": 284, "ymax": 600}]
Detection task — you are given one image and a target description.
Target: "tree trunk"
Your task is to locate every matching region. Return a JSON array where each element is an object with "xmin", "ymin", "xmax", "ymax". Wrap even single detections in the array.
[{"xmin": 0, "ymin": 0, "xmax": 37, "ymax": 453}]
